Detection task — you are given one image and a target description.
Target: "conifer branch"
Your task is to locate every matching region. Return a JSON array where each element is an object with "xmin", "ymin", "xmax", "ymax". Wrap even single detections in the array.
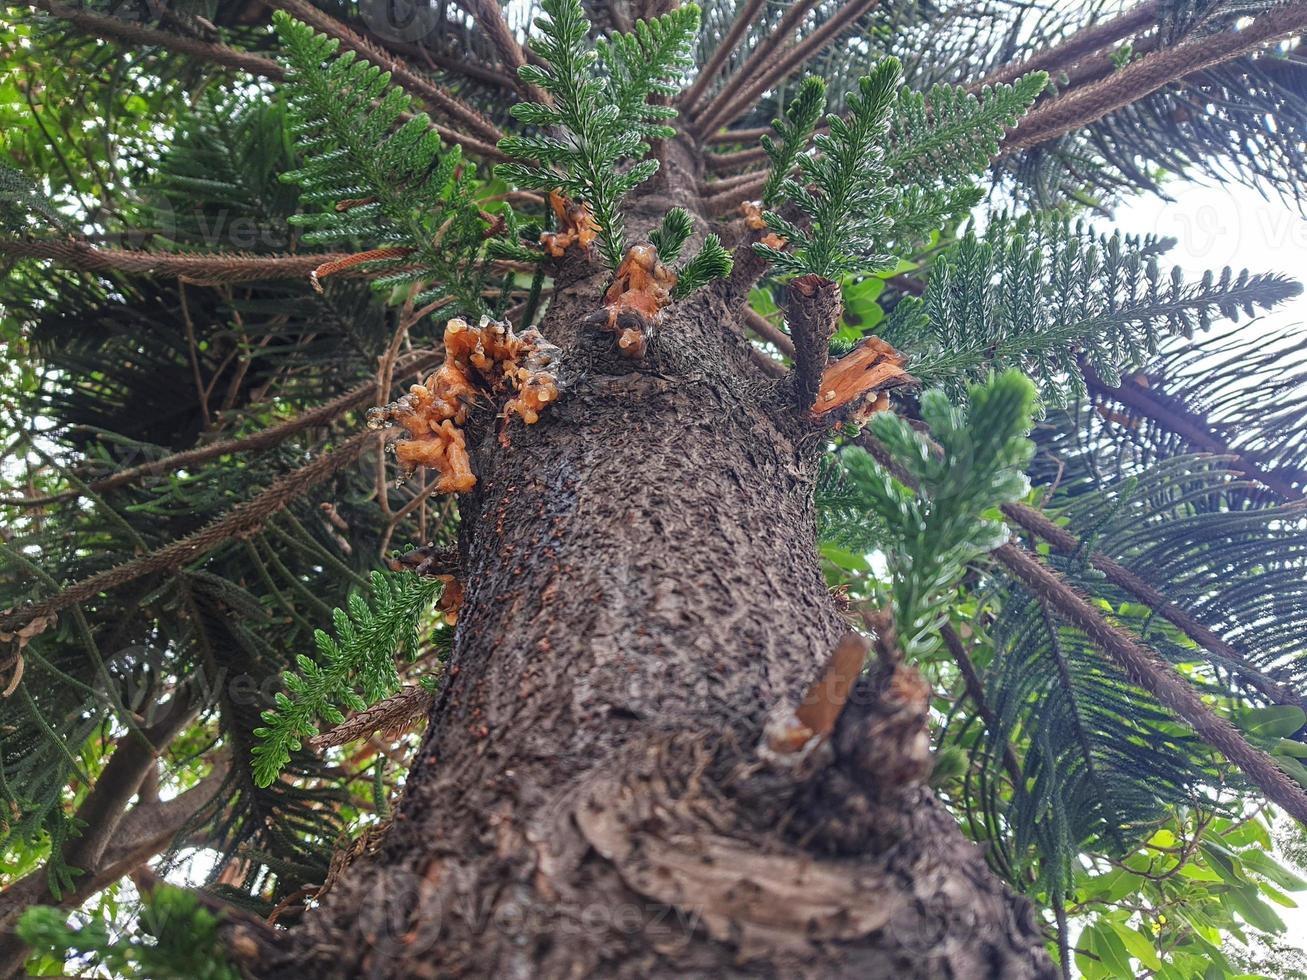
[
  {"xmin": 1083, "ymin": 365, "xmax": 1305, "ymax": 500},
  {"xmin": 699, "ymin": 169, "xmax": 770, "ymax": 197},
  {"xmin": 0, "ymin": 240, "xmax": 355, "ymax": 284},
  {"xmin": 0, "ymin": 352, "xmax": 441, "ymax": 508},
  {"xmin": 940, "ymin": 623, "xmax": 1024, "ymax": 788},
  {"xmin": 993, "ymin": 539, "xmax": 1307, "ymax": 825},
  {"xmin": 689, "ymin": 0, "xmax": 822, "ymax": 134},
  {"xmin": 705, "ymin": 144, "xmax": 772, "ymax": 172},
  {"xmin": 973, "ymin": 0, "xmax": 1160, "ymax": 91},
  {"xmin": 307, "ymin": 683, "xmax": 435, "ymax": 750},
  {"xmin": 744, "ymin": 307, "xmax": 795, "ymax": 356},
  {"xmin": 30, "ymin": 0, "xmax": 283, "ymax": 78},
  {"xmin": 1002, "ymin": 1, "xmax": 1307, "ymax": 155},
  {"xmin": 1000, "ymin": 500, "xmax": 1307, "ymax": 714},
  {"xmin": 678, "ymin": 0, "xmax": 769, "ymax": 115},
  {"xmin": 0, "ymin": 431, "xmax": 378, "ymax": 636},
  {"xmin": 860, "ymin": 420, "xmax": 1307, "ymax": 823},
  {"xmin": 496, "ymin": 0, "xmax": 700, "ymax": 271},
  {"xmin": 28, "ymin": 1, "xmax": 502, "ymax": 162},
  {"xmin": 455, "ymin": 0, "xmax": 551, "ymax": 105},
  {"xmin": 693, "ymin": 0, "xmax": 880, "ymax": 139},
  {"xmin": 266, "ymin": 0, "xmax": 505, "ymax": 146},
  {"xmin": 706, "ymin": 124, "xmax": 775, "ymax": 144}
]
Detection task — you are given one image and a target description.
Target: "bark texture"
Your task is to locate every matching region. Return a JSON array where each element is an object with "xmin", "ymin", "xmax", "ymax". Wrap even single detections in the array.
[{"xmin": 259, "ymin": 143, "xmax": 1054, "ymax": 979}]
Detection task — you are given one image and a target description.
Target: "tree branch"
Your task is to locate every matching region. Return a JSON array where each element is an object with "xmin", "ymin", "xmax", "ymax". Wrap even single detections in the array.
[
  {"xmin": 0, "ymin": 351, "xmax": 441, "ymax": 508},
  {"xmin": 0, "ymin": 240, "xmax": 355, "ymax": 284},
  {"xmin": 61, "ymin": 687, "xmax": 202, "ymax": 876},
  {"xmin": 940, "ymin": 623, "xmax": 1024, "ymax": 788},
  {"xmin": 265, "ymin": 0, "xmax": 505, "ymax": 147},
  {"xmin": 860, "ymin": 430, "xmax": 1307, "ymax": 823},
  {"xmin": 0, "ymin": 764, "xmax": 228, "ymax": 977},
  {"xmin": 689, "ymin": 0, "xmax": 822, "ymax": 135},
  {"xmin": 1001, "ymin": 500, "xmax": 1307, "ymax": 714},
  {"xmin": 1001, "ymin": 1, "xmax": 1307, "ymax": 155},
  {"xmin": 994, "ymin": 539, "xmax": 1307, "ymax": 826},
  {"xmin": 678, "ymin": 0, "xmax": 769, "ymax": 115},
  {"xmin": 971, "ymin": 0, "xmax": 1161, "ymax": 90},
  {"xmin": 455, "ymin": 0, "xmax": 549, "ymax": 104},
  {"xmin": 693, "ymin": 0, "xmax": 879, "ymax": 139},
  {"xmin": 31, "ymin": 0, "xmax": 282, "ymax": 76},
  {"xmin": 704, "ymin": 172, "xmax": 769, "ymax": 216},
  {"xmin": 0, "ymin": 430, "xmax": 379, "ymax": 635},
  {"xmin": 1083, "ymin": 365, "xmax": 1304, "ymax": 500},
  {"xmin": 31, "ymin": 0, "xmax": 504, "ymax": 162},
  {"xmin": 744, "ymin": 307, "xmax": 796, "ymax": 356}
]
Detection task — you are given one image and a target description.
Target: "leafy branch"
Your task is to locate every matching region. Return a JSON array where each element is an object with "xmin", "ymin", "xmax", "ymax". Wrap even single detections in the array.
[
  {"xmin": 495, "ymin": 0, "xmax": 700, "ymax": 271},
  {"xmin": 251, "ymin": 570, "xmax": 442, "ymax": 787},
  {"xmin": 841, "ymin": 370, "xmax": 1037, "ymax": 660},
  {"xmin": 274, "ymin": 12, "xmax": 493, "ymax": 312}
]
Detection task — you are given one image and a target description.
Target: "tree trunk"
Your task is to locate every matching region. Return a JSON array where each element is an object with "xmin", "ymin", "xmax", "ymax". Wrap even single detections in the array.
[{"xmin": 261, "ymin": 144, "xmax": 1054, "ymax": 979}]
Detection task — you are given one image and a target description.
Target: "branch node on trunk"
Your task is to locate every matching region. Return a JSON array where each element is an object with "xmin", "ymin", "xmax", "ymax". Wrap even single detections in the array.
[
  {"xmin": 541, "ymin": 190, "xmax": 600, "ymax": 259},
  {"xmin": 368, "ymin": 316, "xmax": 563, "ymax": 492},
  {"xmin": 811, "ymin": 334, "xmax": 914, "ymax": 421},
  {"xmin": 785, "ymin": 273, "xmax": 842, "ymax": 411},
  {"xmin": 586, "ymin": 244, "xmax": 678, "ymax": 358}
]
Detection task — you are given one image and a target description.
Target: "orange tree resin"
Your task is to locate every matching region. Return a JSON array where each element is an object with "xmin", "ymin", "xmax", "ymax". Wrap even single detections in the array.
[{"xmin": 368, "ymin": 316, "xmax": 562, "ymax": 493}]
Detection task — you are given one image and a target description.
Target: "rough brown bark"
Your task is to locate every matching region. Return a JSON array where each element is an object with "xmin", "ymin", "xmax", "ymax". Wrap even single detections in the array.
[{"xmin": 256, "ymin": 143, "xmax": 1054, "ymax": 979}]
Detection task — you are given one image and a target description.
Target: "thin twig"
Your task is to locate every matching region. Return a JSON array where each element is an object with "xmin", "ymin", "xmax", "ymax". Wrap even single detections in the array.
[{"xmin": 1083, "ymin": 365, "xmax": 1303, "ymax": 500}]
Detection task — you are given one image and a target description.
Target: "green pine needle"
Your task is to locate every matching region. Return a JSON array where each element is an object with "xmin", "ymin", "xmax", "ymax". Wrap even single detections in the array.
[
  {"xmin": 756, "ymin": 58, "xmax": 902, "ymax": 280},
  {"xmin": 841, "ymin": 370, "xmax": 1037, "ymax": 660},
  {"xmin": 878, "ymin": 213, "xmax": 1304, "ymax": 407},
  {"xmin": 673, "ymin": 234, "xmax": 732, "ymax": 298},
  {"xmin": 761, "ymin": 76, "xmax": 827, "ymax": 207},
  {"xmin": 496, "ymin": 0, "xmax": 700, "ymax": 271},
  {"xmin": 273, "ymin": 12, "xmax": 491, "ymax": 313},
  {"xmin": 755, "ymin": 63, "xmax": 1046, "ymax": 282},
  {"xmin": 251, "ymin": 569, "xmax": 442, "ymax": 787},
  {"xmin": 651, "ymin": 207, "xmax": 694, "ymax": 264}
]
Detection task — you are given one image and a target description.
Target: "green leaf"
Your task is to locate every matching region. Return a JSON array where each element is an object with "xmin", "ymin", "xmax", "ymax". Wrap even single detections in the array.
[
  {"xmin": 1108, "ymin": 921, "xmax": 1163, "ymax": 972},
  {"xmin": 1236, "ymin": 705, "xmax": 1306, "ymax": 740}
]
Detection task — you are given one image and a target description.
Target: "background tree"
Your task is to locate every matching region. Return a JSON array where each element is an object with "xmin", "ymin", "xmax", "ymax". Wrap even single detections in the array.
[{"xmin": 2, "ymin": 0, "xmax": 1307, "ymax": 977}]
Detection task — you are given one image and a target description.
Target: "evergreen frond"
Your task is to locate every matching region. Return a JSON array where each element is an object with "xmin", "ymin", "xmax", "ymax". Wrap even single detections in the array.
[
  {"xmin": 978, "ymin": 584, "xmax": 1216, "ymax": 892},
  {"xmin": 880, "ymin": 213, "xmax": 1303, "ymax": 407},
  {"xmin": 886, "ymin": 72, "xmax": 1047, "ymax": 189},
  {"xmin": 840, "ymin": 370, "xmax": 1037, "ymax": 659},
  {"xmin": 760, "ymin": 76, "xmax": 828, "ymax": 207},
  {"xmin": 251, "ymin": 570, "xmax": 442, "ymax": 787},
  {"xmin": 756, "ymin": 59, "xmax": 1041, "ymax": 280},
  {"xmin": 650, "ymin": 206, "xmax": 693, "ymax": 264},
  {"xmin": 273, "ymin": 12, "xmax": 491, "ymax": 313},
  {"xmin": 497, "ymin": 0, "xmax": 700, "ymax": 270},
  {"xmin": 756, "ymin": 58, "xmax": 902, "ymax": 280},
  {"xmin": 673, "ymin": 234, "xmax": 733, "ymax": 298}
]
